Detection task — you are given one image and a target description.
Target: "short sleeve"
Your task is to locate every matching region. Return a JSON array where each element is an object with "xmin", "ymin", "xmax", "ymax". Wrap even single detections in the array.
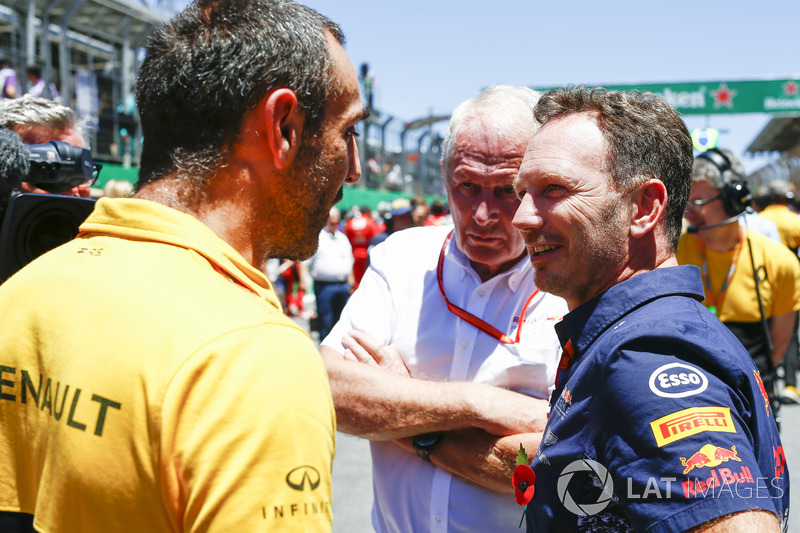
[{"xmin": 594, "ymin": 345, "xmax": 780, "ymax": 533}]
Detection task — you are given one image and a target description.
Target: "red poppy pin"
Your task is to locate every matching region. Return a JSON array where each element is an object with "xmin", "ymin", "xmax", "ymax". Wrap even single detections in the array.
[{"xmin": 512, "ymin": 444, "xmax": 535, "ymax": 527}]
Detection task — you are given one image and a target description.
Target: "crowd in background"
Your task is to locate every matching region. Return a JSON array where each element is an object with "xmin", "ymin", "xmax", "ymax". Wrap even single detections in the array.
[
  {"xmin": 1, "ymin": 57, "xmax": 60, "ymax": 103},
  {"xmin": 266, "ymin": 193, "xmax": 453, "ymax": 328}
]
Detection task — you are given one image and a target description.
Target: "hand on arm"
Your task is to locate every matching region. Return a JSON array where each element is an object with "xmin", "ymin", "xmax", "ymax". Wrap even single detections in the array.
[
  {"xmin": 395, "ymin": 429, "xmax": 543, "ymax": 494},
  {"xmin": 320, "ymin": 334, "xmax": 548, "ymax": 441}
]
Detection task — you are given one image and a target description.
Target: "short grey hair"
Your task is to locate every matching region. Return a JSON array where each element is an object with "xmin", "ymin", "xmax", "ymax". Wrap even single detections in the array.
[
  {"xmin": 0, "ymin": 94, "xmax": 87, "ymax": 146},
  {"xmin": 441, "ymin": 85, "xmax": 541, "ymax": 177},
  {"xmin": 692, "ymin": 148, "xmax": 746, "ymax": 189}
]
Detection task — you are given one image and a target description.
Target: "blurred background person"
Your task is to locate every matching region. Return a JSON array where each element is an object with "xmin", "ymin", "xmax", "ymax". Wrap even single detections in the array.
[
  {"xmin": 0, "ymin": 56, "xmax": 18, "ymax": 99},
  {"xmin": 423, "ymin": 196, "xmax": 450, "ymax": 226},
  {"xmin": 24, "ymin": 64, "xmax": 59, "ymax": 101},
  {"xmin": 756, "ymin": 180, "xmax": 800, "ymax": 403},
  {"xmin": 308, "ymin": 206, "xmax": 355, "ymax": 340},
  {"xmin": 368, "ymin": 197, "xmax": 418, "ymax": 253},
  {"xmin": 102, "ymin": 179, "xmax": 133, "ymax": 199},
  {"xmin": 410, "ymin": 193, "xmax": 429, "ymax": 226},
  {"xmin": 759, "ymin": 180, "xmax": 800, "ymax": 256},
  {"xmin": 344, "ymin": 203, "xmax": 380, "ymax": 288}
]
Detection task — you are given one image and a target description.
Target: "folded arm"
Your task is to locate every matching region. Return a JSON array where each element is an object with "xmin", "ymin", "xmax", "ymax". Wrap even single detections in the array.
[
  {"xmin": 321, "ymin": 342, "xmax": 548, "ymax": 441},
  {"xmin": 394, "ymin": 429, "xmax": 542, "ymax": 494},
  {"xmin": 321, "ymin": 330, "xmax": 549, "ymax": 492}
]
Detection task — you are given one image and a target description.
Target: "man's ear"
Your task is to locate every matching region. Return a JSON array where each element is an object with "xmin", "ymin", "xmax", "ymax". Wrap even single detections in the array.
[
  {"xmin": 263, "ymin": 88, "xmax": 304, "ymax": 170},
  {"xmin": 630, "ymin": 178, "xmax": 668, "ymax": 239}
]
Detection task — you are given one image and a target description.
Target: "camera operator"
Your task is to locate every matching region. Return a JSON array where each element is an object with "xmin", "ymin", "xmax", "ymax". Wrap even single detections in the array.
[
  {"xmin": 0, "ymin": 94, "xmax": 94, "ymax": 197},
  {"xmin": 0, "ymin": 126, "xmax": 100, "ymax": 284}
]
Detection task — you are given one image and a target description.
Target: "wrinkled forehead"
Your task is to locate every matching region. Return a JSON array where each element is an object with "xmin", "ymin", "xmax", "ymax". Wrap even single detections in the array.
[{"xmin": 447, "ymin": 117, "xmax": 534, "ymax": 176}]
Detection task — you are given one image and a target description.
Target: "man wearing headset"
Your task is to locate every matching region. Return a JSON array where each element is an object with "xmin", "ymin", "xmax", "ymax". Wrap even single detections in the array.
[{"xmin": 678, "ymin": 148, "xmax": 800, "ymax": 399}]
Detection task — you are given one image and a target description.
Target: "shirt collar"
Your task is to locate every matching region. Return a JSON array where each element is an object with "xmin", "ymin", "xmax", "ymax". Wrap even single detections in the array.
[
  {"xmin": 559, "ymin": 265, "xmax": 704, "ymax": 355},
  {"xmin": 80, "ymin": 198, "xmax": 280, "ymax": 308}
]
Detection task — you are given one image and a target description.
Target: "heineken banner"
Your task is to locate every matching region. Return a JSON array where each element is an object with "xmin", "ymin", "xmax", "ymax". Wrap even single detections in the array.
[{"xmin": 534, "ymin": 79, "xmax": 800, "ymax": 116}]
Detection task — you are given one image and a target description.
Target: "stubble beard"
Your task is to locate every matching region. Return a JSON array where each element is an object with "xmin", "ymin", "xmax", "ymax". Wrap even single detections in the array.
[
  {"xmin": 535, "ymin": 200, "xmax": 629, "ymax": 306},
  {"xmin": 264, "ymin": 136, "xmax": 339, "ymax": 263}
]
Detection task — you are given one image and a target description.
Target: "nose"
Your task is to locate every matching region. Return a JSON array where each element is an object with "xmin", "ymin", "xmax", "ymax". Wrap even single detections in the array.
[
  {"xmin": 346, "ymin": 136, "xmax": 361, "ymax": 184},
  {"xmin": 512, "ymin": 193, "xmax": 543, "ymax": 231},
  {"xmin": 473, "ymin": 190, "xmax": 497, "ymax": 226}
]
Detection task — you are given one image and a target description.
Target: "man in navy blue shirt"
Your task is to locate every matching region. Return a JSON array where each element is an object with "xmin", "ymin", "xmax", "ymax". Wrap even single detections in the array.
[{"xmin": 512, "ymin": 86, "xmax": 788, "ymax": 532}]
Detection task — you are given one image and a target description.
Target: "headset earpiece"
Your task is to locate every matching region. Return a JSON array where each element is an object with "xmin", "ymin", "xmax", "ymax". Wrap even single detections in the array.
[{"xmin": 696, "ymin": 148, "xmax": 751, "ymax": 217}]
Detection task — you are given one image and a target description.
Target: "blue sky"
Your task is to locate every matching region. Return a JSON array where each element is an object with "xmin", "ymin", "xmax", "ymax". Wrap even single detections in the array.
[
  {"xmin": 163, "ymin": 0, "xmax": 798, "ymax": 174},
  {"xmin": 300, "ymin": 0, "xmax": 798, "ymax": 174}
]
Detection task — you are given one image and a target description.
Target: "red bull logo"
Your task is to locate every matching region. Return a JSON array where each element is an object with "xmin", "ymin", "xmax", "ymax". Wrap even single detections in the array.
[
  {"xmin": 680, "ymin": 444, "xmax": 741, "ymax": 474},
  {"xmin": 774, "ymin": 446, "xmax": 786, "ymax": 479},
  {"xmin": 682, "ymin": 465, "xmax": 754, "ymax": 498},
  {"xmin": 650, "ymin": 406, "xmax": 736, "ymax": 447}
]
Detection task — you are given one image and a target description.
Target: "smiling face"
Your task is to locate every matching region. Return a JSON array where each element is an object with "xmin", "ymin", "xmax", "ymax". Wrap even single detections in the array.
[
  {"xmin": 683, "ymin": 180, "xmax": 732, "ymax": 240},
  {"xmin": 444, "ymin": 114, "xmax": 532, "ymax": 282},
  {"xmin": 512, "ymin": 112, "xmax": 634, "ymax": 310}
]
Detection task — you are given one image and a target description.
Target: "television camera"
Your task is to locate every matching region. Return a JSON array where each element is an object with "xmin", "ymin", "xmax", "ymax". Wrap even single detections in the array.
[{"xmin": 0, "ymin": 128, "xmax": 99, "ymax": 283}]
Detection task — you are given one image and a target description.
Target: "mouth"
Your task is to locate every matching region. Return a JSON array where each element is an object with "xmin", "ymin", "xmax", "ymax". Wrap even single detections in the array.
[
  {"xmin": 466, "ymin": 234, "xmax": 501, "ymax": 247},
  {"xmin": 525, "ymin": 241, "xmax": 562, "ymax": 261},
  {"xmin": 531, "ymin": 244, "xmax": 558, "ymax": 256}
]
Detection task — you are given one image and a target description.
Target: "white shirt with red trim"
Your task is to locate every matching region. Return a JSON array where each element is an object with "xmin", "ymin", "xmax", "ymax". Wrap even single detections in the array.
[{"xmin": 322, "ymin": 224, "xmax": 567, "ymax": 533}]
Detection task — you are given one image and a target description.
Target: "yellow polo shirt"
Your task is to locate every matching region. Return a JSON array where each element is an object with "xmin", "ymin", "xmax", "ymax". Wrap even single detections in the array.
[
  {"xmin": 677, "ymin": 228, "xmax": 800, "ymax": 322},
  {"xmin": 0, "ymin": 198, "xmax": 335, "ymax": 532}
]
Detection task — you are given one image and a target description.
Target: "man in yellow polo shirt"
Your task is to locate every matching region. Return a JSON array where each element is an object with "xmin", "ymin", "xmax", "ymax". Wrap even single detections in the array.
[
  {"xmin": 759, "ymin": 180, "xmax": 800, "ymax": 255},
  {"xmin": 0, "ymin": 1, "xmax": 366, "ymax": 532},
  {"xmin": 757, "ymin": 180, "xmax": 800, "ymax": 402},
  {"xmin": 678, "ymin": 149, "xmax": 800, "ymax": 416}
]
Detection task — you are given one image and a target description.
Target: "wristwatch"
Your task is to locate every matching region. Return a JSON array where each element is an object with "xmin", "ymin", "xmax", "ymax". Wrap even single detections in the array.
[{"xmin": 411, "ymin": 432, "xmax": 442, "ymax": 462}]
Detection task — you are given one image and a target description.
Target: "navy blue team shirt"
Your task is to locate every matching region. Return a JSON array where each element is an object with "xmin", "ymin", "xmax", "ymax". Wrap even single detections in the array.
[{"xmin": 526, "ymin": 265, "xmax": 789, "ymax": 532}]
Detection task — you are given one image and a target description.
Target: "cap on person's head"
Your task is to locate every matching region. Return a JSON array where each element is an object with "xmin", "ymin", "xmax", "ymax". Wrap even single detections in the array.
[{"xmin": 391, "ymin": 198, "xmax": 413, "ymax": 217}]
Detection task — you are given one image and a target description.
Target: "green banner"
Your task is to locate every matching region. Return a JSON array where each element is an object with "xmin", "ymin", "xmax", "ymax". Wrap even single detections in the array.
[{"xmin": 534, "ymin": 79, "xmax": 800, "ymax": 116}]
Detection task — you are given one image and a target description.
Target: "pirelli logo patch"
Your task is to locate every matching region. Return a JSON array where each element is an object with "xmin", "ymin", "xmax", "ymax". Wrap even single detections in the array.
[{"xmin": 650, "ymin": 406, "xmax": 736, "ymax": 447}]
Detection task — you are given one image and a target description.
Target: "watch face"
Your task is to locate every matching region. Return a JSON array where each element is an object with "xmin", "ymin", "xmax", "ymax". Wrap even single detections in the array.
[{"xmin": 413, "ymin": 432, "xmax": 442, "ymax": 461}]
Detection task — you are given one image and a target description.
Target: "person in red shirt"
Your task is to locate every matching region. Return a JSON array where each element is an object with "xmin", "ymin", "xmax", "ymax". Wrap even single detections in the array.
[{"xmin": 345, "ymin": 204, "xmax": 381, "ymax": 288}]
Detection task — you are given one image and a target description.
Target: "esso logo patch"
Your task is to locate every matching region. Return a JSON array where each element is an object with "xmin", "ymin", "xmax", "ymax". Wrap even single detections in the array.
[{"xmin": 648, "ymin": 363, "xmax": 708, "ymax": 398}]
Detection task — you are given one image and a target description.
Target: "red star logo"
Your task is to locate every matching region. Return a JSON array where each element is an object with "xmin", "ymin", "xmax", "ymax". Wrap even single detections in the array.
[
  {"xmin": 711, "ymin": 83, "xmax": 737, "ymax": 108},
  {"xmin": 785, "ymin": 81, "xmax": 799, "ymax": 96}
]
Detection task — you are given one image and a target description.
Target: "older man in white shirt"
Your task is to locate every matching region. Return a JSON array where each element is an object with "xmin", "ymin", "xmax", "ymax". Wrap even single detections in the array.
[{"xmin": 320, "ymin": 86, "xmax": 567, "ymax": 532}]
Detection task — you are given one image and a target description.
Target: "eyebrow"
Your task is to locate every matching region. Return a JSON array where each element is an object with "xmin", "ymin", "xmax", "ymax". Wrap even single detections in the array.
[{"xmin": 358, "ymin": 107, "xmax": 371, "ymax": 122}]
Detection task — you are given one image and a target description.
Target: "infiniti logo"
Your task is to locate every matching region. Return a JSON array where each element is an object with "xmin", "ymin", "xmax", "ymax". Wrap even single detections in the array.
[{"xmin": 286, "ymin": 466, "xmax": 321, "ymax": 491}]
